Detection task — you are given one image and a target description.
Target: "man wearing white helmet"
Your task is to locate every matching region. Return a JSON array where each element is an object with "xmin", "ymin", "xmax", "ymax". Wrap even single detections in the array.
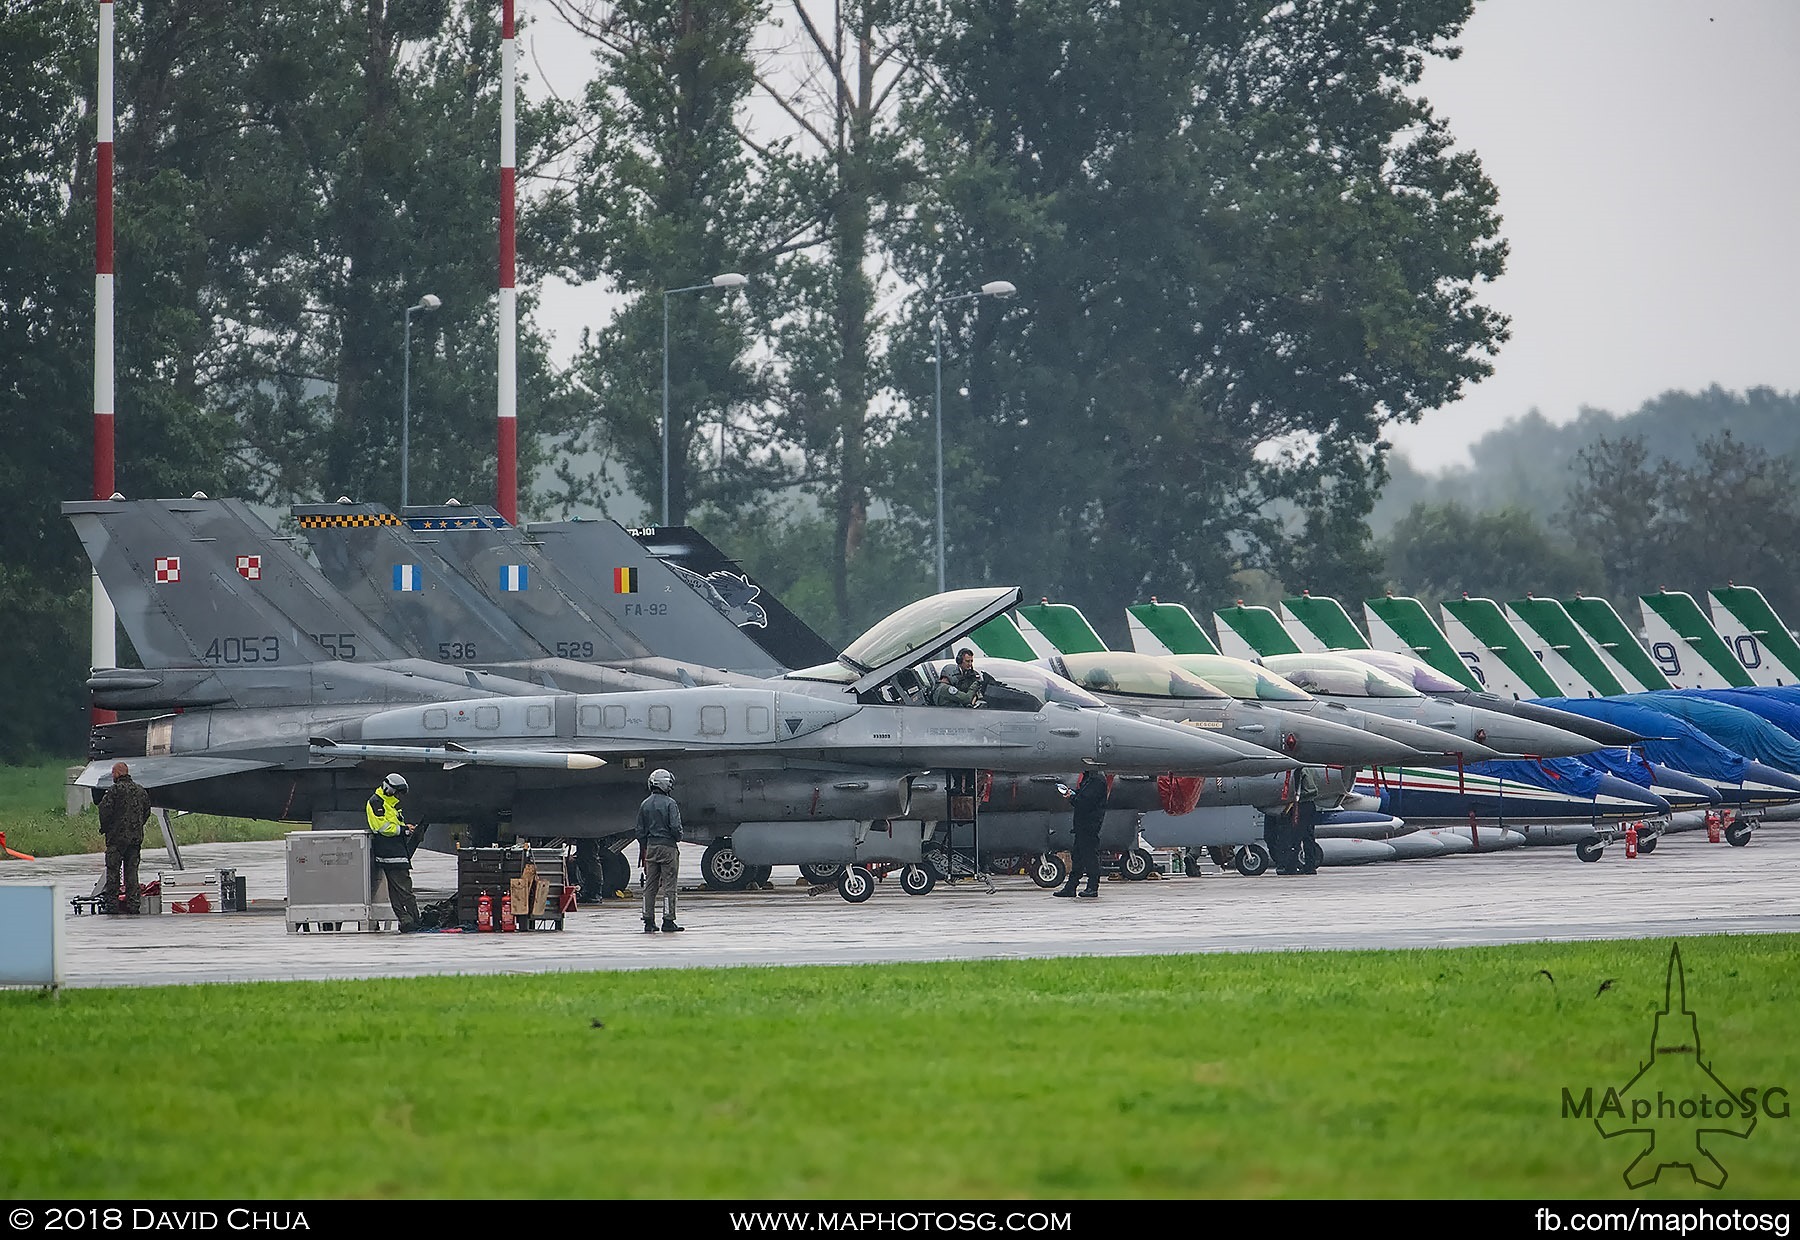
[
  {"xmin": 366, "ymin": 772, "xmax": 422, "ymax": 932},
  {"xmin": 636, "ymin": 768, "xmax": 684, "ymax": 933}
]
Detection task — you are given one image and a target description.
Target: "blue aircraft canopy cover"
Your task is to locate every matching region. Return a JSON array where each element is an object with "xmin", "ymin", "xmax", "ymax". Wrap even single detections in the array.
[
  {"xmin": 1535, "ymin": 698, "xmax": 1752, "ymax": 784},
  {"xmin": 1579, "ymin": 747, "xmax": 1655, "ymax": 787},
  {"xmin": 1635, "ymin": 691, "xmax": 1800, "ymax": 774},
  {"xmin": 1466, "ymin": 758, "xmax": 1604, "ymax": 799},
  {"xmin": 1691, "ymin": 689, "xmax": 1800, "ymax": 747}
]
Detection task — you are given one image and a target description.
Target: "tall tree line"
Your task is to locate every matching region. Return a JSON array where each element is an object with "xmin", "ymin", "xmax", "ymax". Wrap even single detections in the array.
[{"xmin": 2, "ymin": 0, "xmax": 1505, "ymax": 758}]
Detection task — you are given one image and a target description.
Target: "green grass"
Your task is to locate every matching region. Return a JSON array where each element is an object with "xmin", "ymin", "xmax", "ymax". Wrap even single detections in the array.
[
  {"xmin": 0, "ymin": 759, "xmax": 286, "ymax": 858},
  {"xmin": 3, "ymin": 937, "xmax": 1796, "ymax": 1198}
]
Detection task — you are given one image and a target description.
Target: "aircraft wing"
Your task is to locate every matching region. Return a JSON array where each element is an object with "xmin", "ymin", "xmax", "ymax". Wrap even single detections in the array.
[{"xmin": 75, "ymin": 756, "xmax": 278, "ymax": 790}]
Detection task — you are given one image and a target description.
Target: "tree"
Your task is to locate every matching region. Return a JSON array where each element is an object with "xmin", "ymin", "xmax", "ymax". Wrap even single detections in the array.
[
  {"xmin": 887, "ymin": 0, "xmax": 1508, "ymax": 623},
  {"xmin": 1383, "ymin": 502, "xmax": 1602, "ymax": 611}
]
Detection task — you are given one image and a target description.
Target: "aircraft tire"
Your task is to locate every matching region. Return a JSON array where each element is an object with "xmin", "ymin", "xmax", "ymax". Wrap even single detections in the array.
[
  {"xmin": 1575, "ymin": 838, "xmax": 1606, "ymax": 863},
  {"xmin": 1726, "ymin": 822, "xmax": 1752, "ymax": 848},
  {"xmin": 1637, "ymin": 834, "xmax": 1658, "ymax": 855},
  {"xmin": 1030, "ymin": 852, "xmax": 1068, "ymax": 889},
  {"xmin": 1118, "ymin": 847, "xmax": 1153, "ymax": 881},
  {"xmin": 602, "ymin": 850, "xmax": 631, "ymax": 895},
  {"xmin": 1234, "ymin": 846, "xmax": 1270, "ymax": 878},
  {"xmin": 798, "ymin": 862, "xmax": 844, "ymax": 885},
  {"xmin": 701, "ymin": 840, "xmax": 755, "ymax": 891},
  {"xmin": 900, "ymin": 864, "xmax": 935, "ymax": 896},
  {"xmin": 838, "ymin": 865, "xmax": 876, "ymax": 903}
]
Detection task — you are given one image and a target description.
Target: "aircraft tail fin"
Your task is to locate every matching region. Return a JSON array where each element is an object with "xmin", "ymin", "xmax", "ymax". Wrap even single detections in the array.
[
  {"xmin": 1361, "ymin": 595, "xmax": 1482, "ymax": 690},
  {"xmin": 1279, "ymin": 594, "xmax": 1371, "ymax": 652},
  {"xmin": 1015, "ymin": 602, "xmax": 1109, "ymax": 654},
  {"xmin": 1438, "ymin": 595, "xmax": 1564, "ymax": 700},
  {"xmin": 63, "ymin": 498, "xmax": 333, "ymax": 668},
  {"xmin": 1504, "ymin": 596, "xmax": 1625, "ymax": 697},
  {"xmin": 522, "ymin": 520, "xmax": 796, "ymax": 674},
  {"xmin": 1708, "ymin": 585, "xmax": 1800, "ymax": 687},
  {"xmin": 294, "ymin": 502, "xmax": 548, "ymax": 667},
  {"xmin": 1560, "ymin": 595, "xmax": 1672, "ymax": 692},
  {"xmin": 1125, "ymin": 601, "xmax": 1219, "ymax": 656},
  {"xmin": 1211, "ymin": 603, "xmax": 1301, "ymax": 660},
  {"xmin": 1639, "ymin": 589, "xmax": 1754, "ymax": 690}
]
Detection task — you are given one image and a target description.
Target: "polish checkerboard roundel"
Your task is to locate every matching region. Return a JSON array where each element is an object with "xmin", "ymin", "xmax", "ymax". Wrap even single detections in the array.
[
  {"xmin": 236, "ymin": 554, "xmax": 262, "ymax": 580},
  {"xmin": 154, "ymin": 556, "xmax": 181, "ymax": 583}
]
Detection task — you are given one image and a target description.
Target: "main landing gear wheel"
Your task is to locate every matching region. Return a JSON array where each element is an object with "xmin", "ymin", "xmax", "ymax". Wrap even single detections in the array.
[
  {"xmin": 900, "ymin": 864, "xmax": 935, "ymax": 896},
  {"xmin": 1119, "ymin": 847, "xmax": 1154, "ymax": 881},
  {"xmin": 798, "ymin": 862, "xmax": 844, "ymax": 885},
  {"xmin": 837, "ymin": 865, "xmax": 876, "ymax": 903},
  {"xmin": 602, "ymin": 851, "xmax": 630, "ymax": 895},
  {"xmin": 1575, "ymin": 838, "xmax": 1606, "ymax": 863},
  {"xmin": 1726, "ymin": 821, "xmax": 1753, "ymax": 848},
  {"xmin": 1234, "ymin": 846, "xmax": 1270, "ymax": 877},
  {"xmin": 701, "ymin": 840, "xmax": 755, "ymax": 891},
  {"xmin": 1030, "ymin": 853, "xmax": 1069, "ymax": 890}
]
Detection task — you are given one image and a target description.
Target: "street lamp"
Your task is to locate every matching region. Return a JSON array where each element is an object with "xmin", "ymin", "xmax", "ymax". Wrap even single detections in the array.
[
  {"xmin": 662, "ymin": 272, "xmax": 749, "ymax": 526},
  {"xmin": 401, "ymin": 293, "xmax": 441, "ymax": 509},
  {"xmin": 933, "ymin": 280, "xmax": 1015, "ymax": 592}
]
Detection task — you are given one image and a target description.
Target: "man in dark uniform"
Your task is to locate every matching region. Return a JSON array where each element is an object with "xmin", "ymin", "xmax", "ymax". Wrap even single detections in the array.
[
  {"xmin": 1275, "ymin": 767, "xmax": 1322, "ymax": 875},
  {"xmin": 637, "ymin": 768, "xmax": 684, "ymax": 933},
  {"xmin": 1055, "ymin": 769, "xmax": 1109, "ymax": 898},
  {"xmin": 98, "ymin": 762, "xmax": 152, "ymax": 914},
  {"xmin": 365, "ymin": 773, "xmax": 422, "ymax": 931}
]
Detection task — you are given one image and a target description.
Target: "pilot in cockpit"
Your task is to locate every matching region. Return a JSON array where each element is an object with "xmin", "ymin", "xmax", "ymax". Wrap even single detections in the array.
[{"xmin": 932, "ymin": 648, "xmax": 984, "ymax": 707}]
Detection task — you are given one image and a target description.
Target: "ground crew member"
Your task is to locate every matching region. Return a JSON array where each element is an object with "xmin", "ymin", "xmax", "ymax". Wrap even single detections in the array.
[
  {"xmin": 1276, "ymin": 767, "xmax": 1322, "ymax": 875},
  {"xmin": 366, "ymin": 773, "xmax": 422, "ymax": 931},
  {"xmin": 637, "ymin": 768, "xmax": 684, "ymax": 933},
  {"xmin": 1055, "ymin": 769, "xmax": 1108, "ymax": 898},
  {"xmin": 98, "ymin": 761, "xmax": 151, "ymax": 915}
]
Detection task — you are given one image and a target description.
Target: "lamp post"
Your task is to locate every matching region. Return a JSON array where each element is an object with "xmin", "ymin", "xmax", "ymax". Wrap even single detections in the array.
[
  {"xmin": 933, "ymin": 280, "xmax": 1015, "ymax": 592},
  {"xmin": 401, "ymin": 293, "xmax": 440, "ymax": 509},
  {"xmin": 662, "ymin": 272, "xmax": 748, "ymax": 526}
]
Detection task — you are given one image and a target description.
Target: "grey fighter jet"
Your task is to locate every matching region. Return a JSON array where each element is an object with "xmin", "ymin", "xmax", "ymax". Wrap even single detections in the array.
[
  {"xmin": 67, "ymin": 501, "xmax": 1282, "ymax": 890},
  {"xmin": 1256, "ymin": 651, "xmax": 1607, "ymax": 759},
  {"xmin": 1042, "ymin": 649, "xmax": 1491, "ymax": 764}
]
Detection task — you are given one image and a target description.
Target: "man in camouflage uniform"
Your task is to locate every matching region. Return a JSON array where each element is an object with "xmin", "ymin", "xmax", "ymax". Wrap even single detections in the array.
[{"xmin": 98, "ymin": 762, "xmax": 152, "ymax": 915}]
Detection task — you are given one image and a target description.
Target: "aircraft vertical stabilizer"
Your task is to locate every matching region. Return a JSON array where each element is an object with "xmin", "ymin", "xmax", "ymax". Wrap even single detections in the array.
[
  {"xmin": 1708, "ymin": 585, "xmax": 1800, "ymax": 687},
  {"xmin": 1014, "ymin": 602, "xmax": 1109, "ymax": 654},
  {"xmin": 1438, "ymin": 596, "xmax": 1564, "ymax": 701},
  {"xmin": 967, "ymin": 613, "xmax": 1039, "ymax": 661},
  {"xmin": 1279, "ymin": 594, "xmax": 1371, "ymax": 652},
  {"xmin": 1125, "ymin": 601, "xmax": 1220, "ymax": 656},
  {"xmin": 1560, "ymin": 595, "xmax": 1672, "ymax": 692},
  {"xmin": 295, "ymin": 503, "xmax": 548, "ymax": 666},
  {"xmin": 64, "ymin": 498, "xmax": 334, "ymax": 668},
  {"xmin": 1362, "ymin": 596, "xmax": 1482, "ymax": 690},
  {"xmin": 1504, "ymin": 596, "xmax": 1625, "ymax": 697},
  {"xmin": 1639, "ymin": 590, "xmax": 1754, "ymax": 689},
  {"xmin": 1212, "ymin": 603, "xmax": 1301, "ymax": 660}
]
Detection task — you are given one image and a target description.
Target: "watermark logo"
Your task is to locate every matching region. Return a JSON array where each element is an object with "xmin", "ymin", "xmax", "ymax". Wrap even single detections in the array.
[{"xmin": 1560, "ymin": 943, "xmax": 1789, "ymax": 1188}]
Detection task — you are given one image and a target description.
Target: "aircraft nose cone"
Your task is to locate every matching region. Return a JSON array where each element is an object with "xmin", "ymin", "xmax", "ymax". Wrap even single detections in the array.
[
  {"xmin": 1470, "ymin": 711, "xmax": 1603, "ymax": 759},
  {"xmin": 1596, "ymin": 774, "xmax": 1672, "ymax": 816},
  {"xmin": 1099, "ymin": 713, "xmax": 1298, "ymax": 776},
  {"xmin": 1647, "ymin": 763, "xmax": 1722, "ymax": 805},
  {"xmin": 1508, "ymin": 701, "xmax": 1643, "ymax": 747},
  {"xmin": 1741, "ymin": 761, "xmax": 1800, "ymax": 800},
  {"xmin": 1279, "ymin": 716, "xmax": 1422, "ymax": 767}
]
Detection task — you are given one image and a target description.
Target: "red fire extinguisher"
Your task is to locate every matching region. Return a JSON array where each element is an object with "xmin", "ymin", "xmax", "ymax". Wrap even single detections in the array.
[
  {"xmin": 500, "ymin": 889, "xmax": 516, "ymax": 932},
  {"xmin": 1706, "ymin": 811, "xmax": 1723, "ymax": 844},
  {"xmin": 1624, "ymin": 822, "xmax": 1639, "ymax": 860},
  {"xmin": 477, "ymin": 889, "xmax": 494, "ymax": 932}
]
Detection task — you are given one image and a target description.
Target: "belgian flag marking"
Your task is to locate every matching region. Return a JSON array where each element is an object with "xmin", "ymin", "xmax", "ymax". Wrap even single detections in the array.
[{"xmin": 613, "ymin": 567, "xmax": 638, "ymax": 594}]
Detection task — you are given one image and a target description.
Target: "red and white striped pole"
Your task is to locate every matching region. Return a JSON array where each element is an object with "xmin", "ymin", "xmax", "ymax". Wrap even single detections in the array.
[
  {"xmin": 92, "ymin": 0, "xmax": 117, "ymax": 724},
  {"xmin": 496, "ymin": 0, "xmax": 518, "ymax": 524}
]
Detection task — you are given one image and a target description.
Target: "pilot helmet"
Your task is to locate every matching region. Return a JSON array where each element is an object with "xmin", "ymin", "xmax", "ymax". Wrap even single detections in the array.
[
  {"xmin": 648, "ymin": 768, "xmax": 675, "ymax": 793},
  {"xmin": 382, "ymin": 772, "xmax": 409, "ymax": 794}
]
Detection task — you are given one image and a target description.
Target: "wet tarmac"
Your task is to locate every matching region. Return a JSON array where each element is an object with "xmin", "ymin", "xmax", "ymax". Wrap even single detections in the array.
[{"xmin": 3, "ymin": 829, "xmax": 1797, "ymax": 989}]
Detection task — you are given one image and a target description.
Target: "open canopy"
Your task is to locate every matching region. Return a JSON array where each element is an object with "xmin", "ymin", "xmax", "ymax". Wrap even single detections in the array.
[{"xmin": 836, "ymin": 587, "xmax": 1022, "ymax": 696}]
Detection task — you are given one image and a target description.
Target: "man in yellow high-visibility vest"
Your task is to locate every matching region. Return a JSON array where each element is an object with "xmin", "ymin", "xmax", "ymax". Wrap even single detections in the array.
[{"xmin": 366, "ymin": 773, "xmax": 422, "ymax": 931}]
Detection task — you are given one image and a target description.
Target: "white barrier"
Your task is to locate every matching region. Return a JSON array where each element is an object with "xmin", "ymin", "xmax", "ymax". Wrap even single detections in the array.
[{"xmin": 0, "ymin": 885, "xmax": 62, "ymax": 988}]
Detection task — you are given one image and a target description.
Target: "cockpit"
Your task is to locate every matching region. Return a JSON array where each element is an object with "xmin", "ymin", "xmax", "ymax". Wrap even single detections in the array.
[
  {"xmin": 1161, "ymin": 653, "xmax": 1314, "ymax": 702},
  {"xmin": 1341, "ymin": 649, "xmax": 1470, "ymax": 696},
  {"xmin": 1049, "ymin": 651, "xmax": 1231, "ymax": 701},
  {"xmin": 1261, "ymin": 652, "xmax": 1422, "ymax": 699}
]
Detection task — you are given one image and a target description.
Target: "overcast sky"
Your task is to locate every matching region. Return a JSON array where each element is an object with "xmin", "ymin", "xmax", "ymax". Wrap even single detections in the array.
[{"xmin": 523, "ymin": 0, "xmax": 1800, "ymax": 475}]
